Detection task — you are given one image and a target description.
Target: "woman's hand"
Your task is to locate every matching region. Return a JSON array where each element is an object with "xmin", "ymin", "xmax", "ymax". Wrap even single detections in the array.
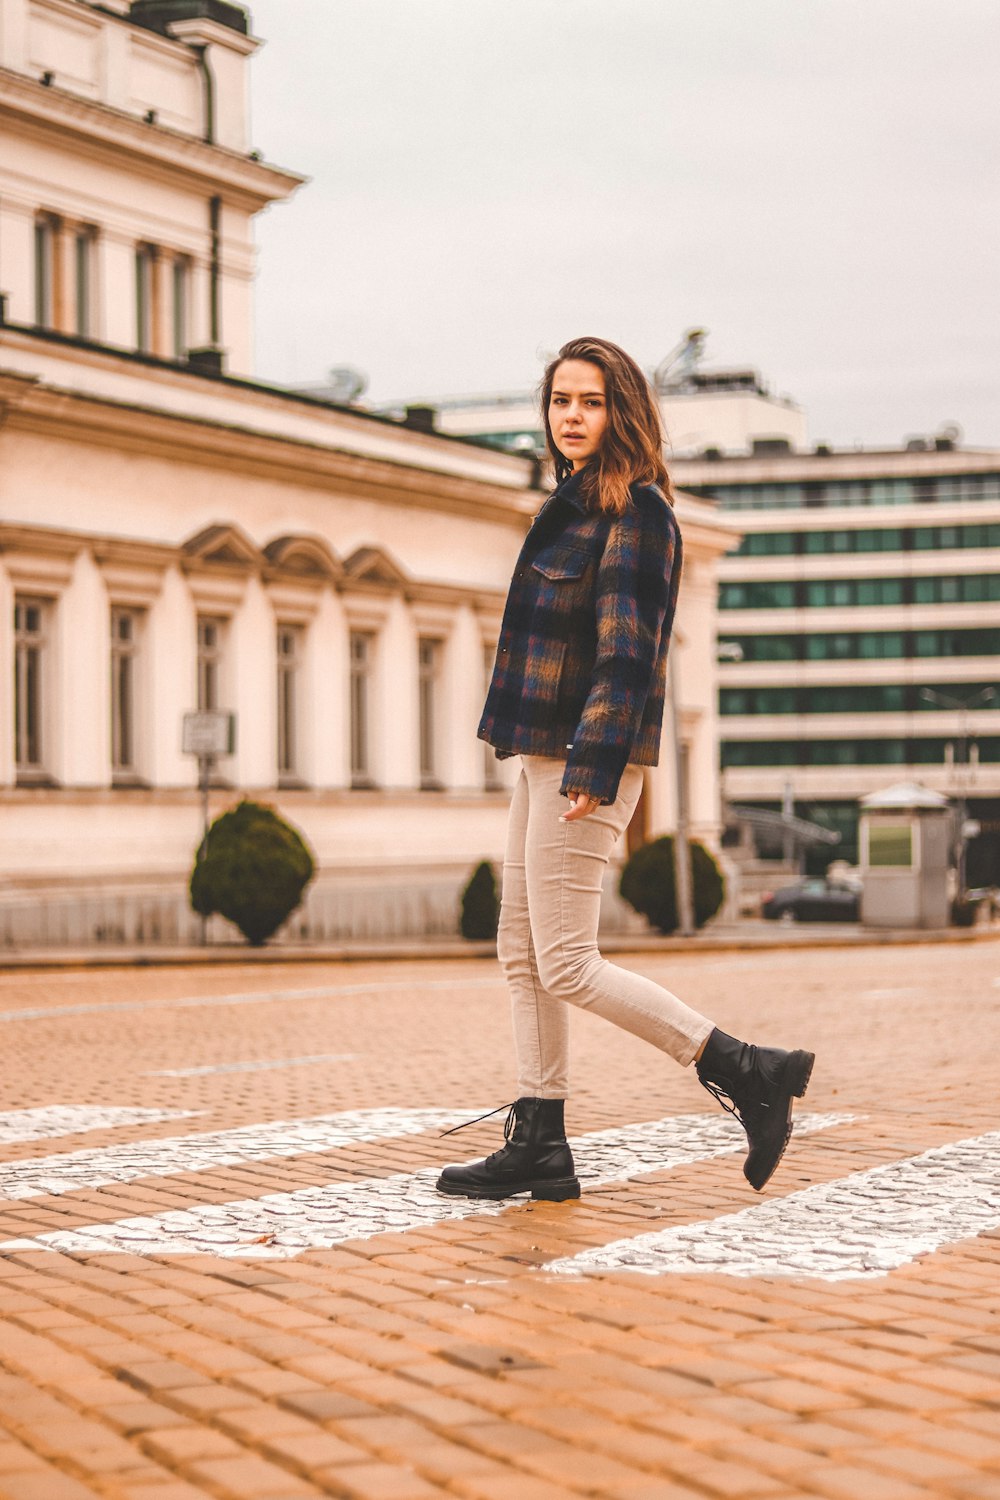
[{"xmin": 560, "ymin": 790, "xmax": 601, "ymax": 822}]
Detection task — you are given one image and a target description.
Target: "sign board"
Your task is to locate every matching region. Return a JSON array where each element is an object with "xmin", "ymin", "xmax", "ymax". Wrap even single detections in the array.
[{"xmin": 182, "ymin": 711, "xmax": 236, "ymax": 758}]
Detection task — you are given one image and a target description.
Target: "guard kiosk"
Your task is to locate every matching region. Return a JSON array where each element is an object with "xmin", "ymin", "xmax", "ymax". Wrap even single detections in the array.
[{"xmin": 859, "ymin": 781, "xmax": 952, "ymax": 929}]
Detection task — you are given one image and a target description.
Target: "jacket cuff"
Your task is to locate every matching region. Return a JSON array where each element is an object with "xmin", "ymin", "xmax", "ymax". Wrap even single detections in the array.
[{"xmin": 560, "ymin": 754, "xmax": 626, "ymax": 807}]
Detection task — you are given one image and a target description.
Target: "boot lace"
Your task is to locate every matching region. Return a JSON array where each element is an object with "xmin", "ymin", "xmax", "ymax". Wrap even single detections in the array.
[
  {"xmin": 698, "ymin": 1077, "xmax": 747, "ymax": 1129},
  {"xmin": 440, "ymin": 1102, "xmax": 516, "ymax": 1141}
]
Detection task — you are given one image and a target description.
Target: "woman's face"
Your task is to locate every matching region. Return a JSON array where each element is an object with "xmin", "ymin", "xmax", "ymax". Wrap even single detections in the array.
[{"xmin": 548, "ymin": 359, "xmax": 608, "ymax": 469}]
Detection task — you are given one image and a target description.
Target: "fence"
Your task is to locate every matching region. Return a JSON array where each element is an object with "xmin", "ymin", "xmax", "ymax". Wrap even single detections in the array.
[{"xmin": 0, "ymin": 866, "xmax": 645, "ymax": 949}]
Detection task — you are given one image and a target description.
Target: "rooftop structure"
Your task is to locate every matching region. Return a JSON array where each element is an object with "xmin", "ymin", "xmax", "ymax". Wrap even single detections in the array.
[{"xmin": 306, "ymin": 334, "xmax": 808, "ymax": 459}]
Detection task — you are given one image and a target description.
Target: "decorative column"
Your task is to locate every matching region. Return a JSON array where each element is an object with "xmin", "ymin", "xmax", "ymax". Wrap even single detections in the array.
[
  {"xmin": 58, "ymin": 548, "xmax": 110, "ymax": 788},
  {"xmin": 231, "ymin": 573, "xmax": 275, "ymax": 790},
  {"xmin": 121, "ymin": 559, "xmax": 190, "ymax": 788},
  {"xmin": 52, "ymin": 215, "xmax": 73, "ymax": 335},
  {"xmin": 379, "ymin": 594, "xmax": 417, "ymax": 791},
  {"xmin": 149, "ymin": 246, "xmax": 170, "ymax": 359},
  {"xmin": 100, "ymin": 231, "xmax": 136, "ymax": 348},
  {"xmin": 312, "ymin": 588, "xmax": 349, "ymax": 789}
]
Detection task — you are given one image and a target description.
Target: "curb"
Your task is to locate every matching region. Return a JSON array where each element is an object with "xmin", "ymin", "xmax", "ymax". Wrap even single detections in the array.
[{"xmin": 3, "ymin": 924, "xmax": 998, "ymax": 972}]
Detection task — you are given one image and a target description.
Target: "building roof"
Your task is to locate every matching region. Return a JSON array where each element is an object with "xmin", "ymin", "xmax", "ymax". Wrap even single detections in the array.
[
  {"xmin": 859, "ymin": 782, "xmax": 952, "ymax": 810},
  {"xmin": 0, "ymin": 318, "xmax": 539, "ymax": 463},
  {"xmin": 127, "ymin": 2, "xmax": 250, "ymax": 37}
]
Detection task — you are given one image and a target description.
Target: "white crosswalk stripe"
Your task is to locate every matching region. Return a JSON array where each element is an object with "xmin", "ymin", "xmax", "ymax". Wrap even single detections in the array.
[
  {"xmin": 0, "ymin": 1108, "xmax": 479, "ymax": 1201},
  {"xmin": 0, "ymin": 977, "xmax": 502, "ymax": 1024},
  {"xmin": 0, "ymin": 1112, "xmax": 852, "ymax": 1257},
  {"xmin": 0, "ymin": 1106, "xmax": 198, "ymax": 1147},
  {"xmin": 146, "ymin": 1054, "xmax": 356, "ymax": 1078},
  {"xmin": 544, "ymin": 1130, "xmax": 1000, "ymax": 1281}
]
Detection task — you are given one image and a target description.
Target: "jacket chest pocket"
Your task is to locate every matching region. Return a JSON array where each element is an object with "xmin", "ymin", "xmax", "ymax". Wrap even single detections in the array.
[{"xmin": 531, "ymin": 546, "xmax": 591, "ymax": 583}]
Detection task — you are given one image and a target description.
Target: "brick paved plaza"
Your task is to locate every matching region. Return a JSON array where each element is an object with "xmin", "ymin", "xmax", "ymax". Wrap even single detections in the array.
[{"xmin": 0, "ymin": 942, "xmax": 998, "ymax": 1500}]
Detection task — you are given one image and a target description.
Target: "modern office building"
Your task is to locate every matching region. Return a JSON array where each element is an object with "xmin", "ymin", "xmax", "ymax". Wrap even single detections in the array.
[
  {"xmin": 0, "ymin": 0, "xmax": 737, "ymax": 946},
  {"xmin": 671, "ymin": 436, "xmax": 1000, "ymax": 880}
]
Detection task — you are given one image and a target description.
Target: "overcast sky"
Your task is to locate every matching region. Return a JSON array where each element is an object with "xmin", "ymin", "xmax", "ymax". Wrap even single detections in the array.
[{"xmin": 247, "ymin": 1, "xmax": 998, "ymax": 449}]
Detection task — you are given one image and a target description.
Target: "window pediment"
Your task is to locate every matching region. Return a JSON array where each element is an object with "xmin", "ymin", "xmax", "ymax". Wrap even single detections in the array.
[
  {"xmin": 264, "ymin": 535, "xmax": 341, "ymax": 582},
  {"xmin": 343, "ymin": 546, "xmax": 409, "ymax": 590},
  {"xmin": 182, "ymin": 524, "xmax": 262, "ymax": 571}
]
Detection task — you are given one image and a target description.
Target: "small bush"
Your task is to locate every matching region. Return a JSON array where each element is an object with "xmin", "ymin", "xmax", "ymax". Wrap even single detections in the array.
[
  {"xmin": 460, "ymin": 860, "xmax": 500, "ymax": 940},
  {"xmin": 619, "ymin": 835, "xmax": 725, "ymax": 934},
  {"xmin": 190, "ymin": 800, "xmax": 315, "ymax": 946}
]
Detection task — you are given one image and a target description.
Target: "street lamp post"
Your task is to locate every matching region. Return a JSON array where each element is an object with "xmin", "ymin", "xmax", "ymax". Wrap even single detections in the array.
[
  {"xmin": 666, "ymin": 655, "xmax": 695, "ymax": 938},
  {"xmin": 918, "ymin": 685, "xmax": 996, "ymax": 893}
]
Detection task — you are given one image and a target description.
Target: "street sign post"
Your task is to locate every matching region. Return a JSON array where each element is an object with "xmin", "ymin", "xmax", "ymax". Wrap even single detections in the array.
[
  {"xmin": 183, "ymin": 711, "xmax": 236, "ymax": 946},
  {"xmin": 182, "ymin": 712, "xmax": 236, "ymax": 760},
  {"xmin": 182, "ymin": 711, "xmax": 236, "ymax": 859}
]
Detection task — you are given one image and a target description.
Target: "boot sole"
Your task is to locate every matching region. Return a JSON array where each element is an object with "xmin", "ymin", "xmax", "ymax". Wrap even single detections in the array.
[
  {"xmin": 435, "ymin": 1175, "xmax": 581, "ymax": 1202},
  {"xmin": 744, "ymin": 1049, "xmax": 815, "ymax": 1192},
  {"xmin": 786, "ymin": 1049, "xmax": 815, "ymax": 1098}
]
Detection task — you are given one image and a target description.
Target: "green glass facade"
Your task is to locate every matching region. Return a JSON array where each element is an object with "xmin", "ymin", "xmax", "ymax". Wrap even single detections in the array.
[
  {"xmin": 698, "ymin": 474, "xmax": 1000, "ymax": 510},
  {"xmin": 720, "ymin": 573, "xmax": 1000, "ymax": 610},
  {"xmin": 720, "ymin": 627, "xmax": 1000, "ymax": 663},
  {"xmin": 731, "ymin": 520, "xmax": 1000, "ymax": 557},
  {"xmin": 720, "ymin": 680, "xmax": 1000, "ymax": 716},
  {"xmin": 721, "ymin": 737, "xmax": 1000, "ymax": 768}
]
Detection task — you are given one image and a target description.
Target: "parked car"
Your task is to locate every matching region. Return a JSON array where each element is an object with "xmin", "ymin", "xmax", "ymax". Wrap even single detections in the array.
[{"xmin": 761, "ymin": 877, "xmax": 861, "ymax": 923}]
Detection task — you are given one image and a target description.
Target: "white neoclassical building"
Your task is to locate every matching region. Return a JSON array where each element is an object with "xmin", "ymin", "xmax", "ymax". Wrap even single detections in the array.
[{"xmin": 0, "ymin": 0, "xmax": 738, "ymax": 947}]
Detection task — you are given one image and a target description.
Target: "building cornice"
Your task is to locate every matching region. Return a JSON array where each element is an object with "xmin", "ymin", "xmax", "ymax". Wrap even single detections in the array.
[
  {"xmin": 0, "ymin": 325, "xmax": 537, "ymax": 490},
  {"xmin": 0, "ymin": 522, "xmax": 509, "ymax": 614},
  {"xmin": 673, "ymin": 448, "xmax": 1000, "ymax": 486},
  {"xmin": 2, "ymin": 377, "xmax": 536, "ymax": 525},
  {"xmin": 0, "ymin": 368, "xmax": 40, "ymax": 426},
  {"xmin": 0, "ymin": 66, "xmax": 304, "ymax": 208},
  {"xmin": 0, "ymin": 522, "xmax": 84, "ymax": 559},
  {"xmin": 165, "ymin": 18, "xmax": 259, "ymax": 56}
]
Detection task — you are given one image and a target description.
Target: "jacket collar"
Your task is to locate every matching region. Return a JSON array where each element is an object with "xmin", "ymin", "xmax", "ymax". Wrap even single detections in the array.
[{"xmin": 552, "ymin": 467, "xmax": 588, "ymax": 513}]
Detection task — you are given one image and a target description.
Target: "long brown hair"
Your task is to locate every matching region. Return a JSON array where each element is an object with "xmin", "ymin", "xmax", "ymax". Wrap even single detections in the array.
[{"xmin": 540, "ymin": 336, "xmax": 672, "ymax": 514}]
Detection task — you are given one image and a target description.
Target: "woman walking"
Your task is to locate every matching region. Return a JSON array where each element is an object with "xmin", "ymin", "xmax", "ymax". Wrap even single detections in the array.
[{"xmin": 437, "ymin": 336, "xmax": 814, "ymax": 1203}]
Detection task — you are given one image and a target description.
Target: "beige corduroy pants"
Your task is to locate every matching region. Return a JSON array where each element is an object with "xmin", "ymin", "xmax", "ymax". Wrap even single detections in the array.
[{"xmin": 497, "ymin": 755, "xmax": 714, "ymax": 1098}]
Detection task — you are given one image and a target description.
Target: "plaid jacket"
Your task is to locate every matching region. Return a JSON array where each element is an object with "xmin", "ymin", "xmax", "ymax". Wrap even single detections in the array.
[{"xmin": 478, "ymin": 469, "xmax": 683, "ymax": 805}]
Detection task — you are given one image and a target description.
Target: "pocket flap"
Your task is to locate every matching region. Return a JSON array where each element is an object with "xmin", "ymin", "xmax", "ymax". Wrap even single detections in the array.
[{"xmin": 532, "ymin": 548, "xmax": 589, "ymax": 581}]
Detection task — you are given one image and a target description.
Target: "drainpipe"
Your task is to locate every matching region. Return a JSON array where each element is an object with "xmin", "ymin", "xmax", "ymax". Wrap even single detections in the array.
[
  {"xmin": 192, "ymin": 42, "xmax": 222, "ymax": 352},
  {"xmin": 192, "ymin": 43, "xmax": 216, "ymax": 144},
  {"xmin": 208, "ymin": 194, "xmax": 222, "ymax": 348}
]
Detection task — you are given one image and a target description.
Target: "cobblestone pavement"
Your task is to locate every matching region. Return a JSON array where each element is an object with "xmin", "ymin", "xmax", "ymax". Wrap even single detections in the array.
[{"xmin": 0, "ymin": 944, "xmax": 998, "ymax": 1500}]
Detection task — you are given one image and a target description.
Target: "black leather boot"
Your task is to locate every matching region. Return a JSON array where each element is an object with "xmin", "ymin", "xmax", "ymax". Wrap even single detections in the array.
[
  {"xmin": 436, "ymin": 1098, "xmax": 581, "ymax": 1201},
  {"xmin": 696, "ymin": 1029, "xmax": 815, "ymax": 1191}
]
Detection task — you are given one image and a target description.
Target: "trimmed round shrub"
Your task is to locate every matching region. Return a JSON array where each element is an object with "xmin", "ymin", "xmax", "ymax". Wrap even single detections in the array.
[
  {"xmin": 460, "ymin": 860, "xmax": 500, "ymax": 940},
  {"xmin": 190, "ymin": 799, "xmax": 315, "ymax": 946},
  {"xmin": 619, "ymin": 835, "xmax": 725, "ymax": 934}
]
